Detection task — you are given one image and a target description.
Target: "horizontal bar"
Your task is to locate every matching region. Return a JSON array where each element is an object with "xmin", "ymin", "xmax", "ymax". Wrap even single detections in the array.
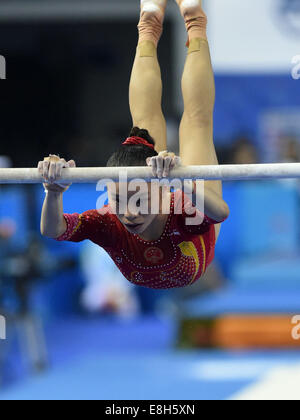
[{"xmin": 1, "ymin": 163, "xmax": 300, "ymax": 184}]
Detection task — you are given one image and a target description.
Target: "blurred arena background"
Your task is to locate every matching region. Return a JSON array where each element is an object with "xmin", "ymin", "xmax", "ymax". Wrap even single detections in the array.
[{"xmin": 0, "ymin": 0, "xmax": 300, "ymax": 400}]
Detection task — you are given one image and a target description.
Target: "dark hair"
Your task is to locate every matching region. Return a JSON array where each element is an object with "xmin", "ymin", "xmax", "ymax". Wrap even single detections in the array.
[{"xmin": 106, "ymin": 127, "xmax": 158, "ymax": 167}]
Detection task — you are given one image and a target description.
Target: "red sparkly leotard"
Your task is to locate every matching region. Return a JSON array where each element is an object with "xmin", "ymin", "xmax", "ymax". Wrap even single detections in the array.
[{"xmin": 56, "ymin": 190, "xmax": 227, "ymax": 289}]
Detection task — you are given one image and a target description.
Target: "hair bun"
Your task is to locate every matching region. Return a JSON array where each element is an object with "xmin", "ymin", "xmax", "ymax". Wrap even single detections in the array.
[{"xmin": 129, "ymin": 127, "xmax": 156, "ymax": 146}]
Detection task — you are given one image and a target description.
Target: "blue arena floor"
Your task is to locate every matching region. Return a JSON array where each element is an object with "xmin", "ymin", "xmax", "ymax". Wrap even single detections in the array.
[{"xmin": 1, "ymin": 316, "xmax": 300, "ymax": 400}]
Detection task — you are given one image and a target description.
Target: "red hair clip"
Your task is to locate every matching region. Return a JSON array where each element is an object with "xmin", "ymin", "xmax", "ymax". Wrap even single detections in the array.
[{"xmin": 122, "ymin": 136, "xmax": 155, "ymax": 150}]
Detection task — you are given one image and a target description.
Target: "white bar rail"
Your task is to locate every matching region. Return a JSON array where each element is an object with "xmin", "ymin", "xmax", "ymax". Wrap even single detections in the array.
[{"xmin": 0, "ymin": 163, "xmax": 300, "ymax": 184}]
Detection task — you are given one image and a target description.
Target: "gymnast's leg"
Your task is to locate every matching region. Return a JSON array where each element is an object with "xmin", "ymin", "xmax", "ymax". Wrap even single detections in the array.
[
  {"xmin": 177, "ymin": 0, "xmax": 223, "ymax": 240},
  {"xmin": 129, "ymin": 0, "xmax": 168, "ymax": 153}
]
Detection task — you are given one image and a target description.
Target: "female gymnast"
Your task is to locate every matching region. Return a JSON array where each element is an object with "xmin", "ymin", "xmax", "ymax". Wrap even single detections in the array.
[{"xmin": 39, "ymin": 0, "xmax": 230, "ymax": 290}]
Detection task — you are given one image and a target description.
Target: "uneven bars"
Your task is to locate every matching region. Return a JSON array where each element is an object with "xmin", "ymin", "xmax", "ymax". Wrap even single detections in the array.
[{"xmin": 0, "ymin": 163, "xmax": 300, "ymax": 184}]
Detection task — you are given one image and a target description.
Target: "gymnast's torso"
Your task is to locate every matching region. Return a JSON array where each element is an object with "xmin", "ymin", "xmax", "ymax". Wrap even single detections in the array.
[{"xmin": 56, "ymin": 190, "xmax": 222, "ymax": 289}]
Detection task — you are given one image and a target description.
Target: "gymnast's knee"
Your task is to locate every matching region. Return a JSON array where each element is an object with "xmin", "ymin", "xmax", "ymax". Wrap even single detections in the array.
[{"xmin": 182, "ymin": 109, "xmax": 213, "ymax": 126}]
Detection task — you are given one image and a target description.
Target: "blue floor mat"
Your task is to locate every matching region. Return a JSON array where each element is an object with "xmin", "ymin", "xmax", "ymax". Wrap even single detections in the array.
[
  {"xmin": 2, "ymin": 349, "xmax": 300, "ymax": 400},
  {"xmin": 1, "ymin": 316, "xmax": 300, "ymax": 400}
]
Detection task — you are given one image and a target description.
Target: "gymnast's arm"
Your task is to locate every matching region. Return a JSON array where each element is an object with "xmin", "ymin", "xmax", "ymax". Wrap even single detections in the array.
[
  {"xmin": 191, "ymin": 181, "xmax": 230, "ymax": 223},
  {"xmin": 38, "ymin": 155, "xmax": 76, "ymax": 239},
  {"xmin": 147, "ymin": 152, "xmax": 230, "ymax": 223}
]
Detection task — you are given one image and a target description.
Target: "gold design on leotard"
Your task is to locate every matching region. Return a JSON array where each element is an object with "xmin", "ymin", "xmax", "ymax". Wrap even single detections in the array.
[
  {"xmin": 70, "ymin": 214, "xmax": 83, "ymax": 238},
  {"xmin": 178, "ymin": 241, "xmax": 199, "ymax": 284},
  {"xmin": 178, "ymin": 235, "xmax": 206, "ymax": 285},
  {"xmin": 199, "ymin": 235, "xmax": 206, "ymax": 275}
]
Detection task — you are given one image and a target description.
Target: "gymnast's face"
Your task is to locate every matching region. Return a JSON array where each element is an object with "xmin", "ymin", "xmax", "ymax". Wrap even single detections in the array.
[{"xmin": 107, "ymin": 182, "xmax": 168, "ymax": 235}]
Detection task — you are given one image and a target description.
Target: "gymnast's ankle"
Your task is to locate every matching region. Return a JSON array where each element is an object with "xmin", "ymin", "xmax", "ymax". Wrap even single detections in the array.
[
  {"xmin": 176, "ymin": 0, "xmax": 208, "ymax": 44},
  {"xmin": 138, "ymin": 0, "xmax": 167, "ymax": 46}
]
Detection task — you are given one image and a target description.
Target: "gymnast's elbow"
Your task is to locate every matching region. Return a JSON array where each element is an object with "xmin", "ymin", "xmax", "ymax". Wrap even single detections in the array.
[
  {"xmin": 220, "ymin": 202, "xmax": 230, "ymax": 221},
  {"xmin": 214, "ymin": 201, "xmax": 230, "ymax": 223}
]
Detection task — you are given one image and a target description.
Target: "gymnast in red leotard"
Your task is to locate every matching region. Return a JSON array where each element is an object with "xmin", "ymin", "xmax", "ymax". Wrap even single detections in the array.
[{"xmin": 38, "ymin": 0, "xmax": 229, "ymax": 290}]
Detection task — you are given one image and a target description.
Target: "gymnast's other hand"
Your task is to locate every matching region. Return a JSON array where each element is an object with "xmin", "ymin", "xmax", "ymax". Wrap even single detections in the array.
[
  {"xmin": 146, "ymin": 151, "xmax": 181, "ymax": 179},
  {"xmin": 38, "ymin": 155, "xmax": 76, "ymax": 193}
]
